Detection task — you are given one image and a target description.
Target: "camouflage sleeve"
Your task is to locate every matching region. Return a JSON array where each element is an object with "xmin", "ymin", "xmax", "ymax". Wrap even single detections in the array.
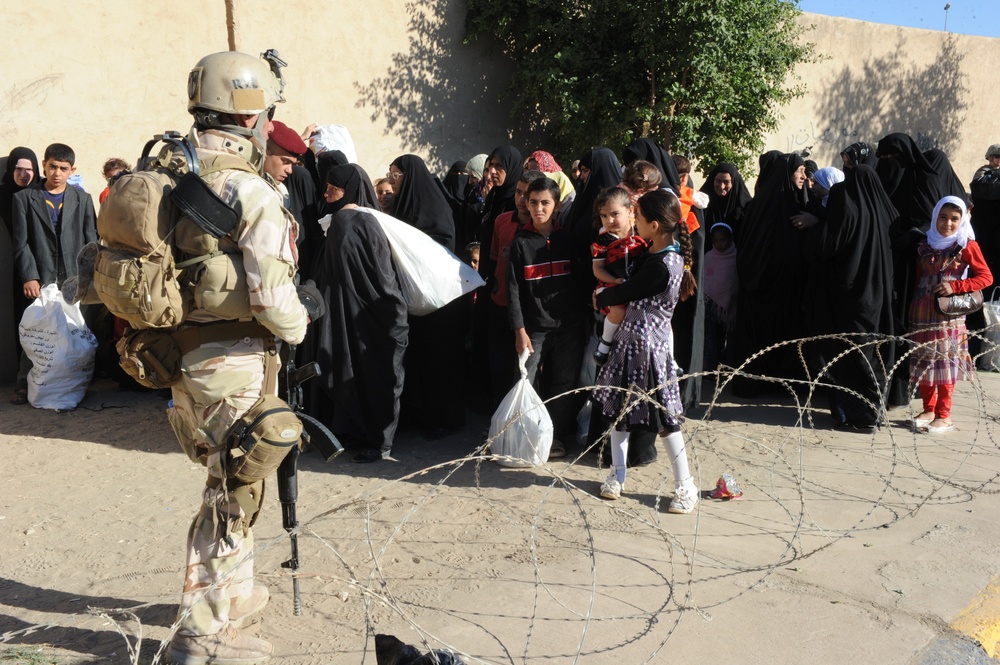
[{"xmin": 232, "ymin": 174, "xmax": 308, "ymax": 344}]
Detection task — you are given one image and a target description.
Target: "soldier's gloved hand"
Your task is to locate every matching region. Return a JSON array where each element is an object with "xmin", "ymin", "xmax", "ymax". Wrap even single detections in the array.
[{"xmin": 297, "ymin": 280, "xmax": 325, "ymax": 322}]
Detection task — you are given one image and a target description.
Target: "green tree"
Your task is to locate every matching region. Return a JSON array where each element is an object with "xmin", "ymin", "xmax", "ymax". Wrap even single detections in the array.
[{"xmin": 465, "ymin": 0, "xmax": 815, "ymax": 174}]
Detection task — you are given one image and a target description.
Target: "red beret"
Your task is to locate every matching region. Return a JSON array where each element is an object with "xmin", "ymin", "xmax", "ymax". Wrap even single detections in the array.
[{"xmin": 268, "ymin": 121, "xmax": 307, "ymax": 157}]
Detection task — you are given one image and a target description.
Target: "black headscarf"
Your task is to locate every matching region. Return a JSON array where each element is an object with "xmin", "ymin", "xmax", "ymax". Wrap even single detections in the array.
[
  {"xmin": 566, "ymin": 147, "xmax": 623, "ymax": 295},
  {"xmin": 755, "ymin": 151, "xmax": 785, "ymax": 195},
  {"xmin": 477, "ymin": 145, "xmax": 523, "ymax": 280},
  {"xmin": 622, "ymin": 138, "xmax": 681, "ymax": 191},
  {"xmin": 316, "ymin": 150, "xmax": 349, "ymax": 200},
  {"xmin": 875, "ymin": 133, "xmax": 966, "ymax": 232},
  {"xmin": 389, "ymin": 154, "xmax": 456, "ymax": 252},
  {"xmin": 700, "ymin": 162, "xmax": 752, "ymax": 232},
  {"xmin": 1, "ymin": 147, "xmax": 41, "ymax": 235},
  {"xmin": 481, "ymin": 146, "xmax": 523, "ymax": 228},
  {"xmin": 840, "ymin": 142, "xmax": 879, "ymax": 170},
  {"xmin": 326, "ymin": 163, "xmax": 379, "ymax": 214}
]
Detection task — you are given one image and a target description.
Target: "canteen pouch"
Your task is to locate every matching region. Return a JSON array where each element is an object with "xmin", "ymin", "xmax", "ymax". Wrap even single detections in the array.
[
  {"xmin": 116, "ymin": 328, "xmax": 183, "ymax": 389},
  {"xmin": 188, "ymin": 252, "xmax": 252, "ymax": 320},
  {"xmin": 226, "ymin": 394, "xmax": 302, "ymax": 484}
]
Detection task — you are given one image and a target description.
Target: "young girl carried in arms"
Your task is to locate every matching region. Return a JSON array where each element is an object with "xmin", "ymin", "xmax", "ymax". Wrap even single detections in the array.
[
  {"xmin": 591, "ymin": 188, "xmax": 700, "ymax": 513},
  {"xmin": 592, "ymin": 187, "xmax": 649, "ymax": 364},
  {"xmin": 910, "ymin": 196, "xmax": 992, "ymax": 433}
]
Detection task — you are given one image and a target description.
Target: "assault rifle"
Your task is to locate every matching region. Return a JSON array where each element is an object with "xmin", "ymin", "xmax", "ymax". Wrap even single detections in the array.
[{"xmin": 277, "ymin": 345, "xmax": 343, "ymax": 616}]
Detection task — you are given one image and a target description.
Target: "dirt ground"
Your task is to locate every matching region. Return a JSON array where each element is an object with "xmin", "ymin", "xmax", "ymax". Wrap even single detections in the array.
[{"xmin": 2, "ymin": 370, "xmax": 1000, "ymax": 664}]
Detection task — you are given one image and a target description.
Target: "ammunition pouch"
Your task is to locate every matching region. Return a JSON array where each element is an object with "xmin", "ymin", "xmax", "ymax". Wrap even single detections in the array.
[{"xmin": 116, "ymin": 328, "xmax": 183, "ymax": 389}]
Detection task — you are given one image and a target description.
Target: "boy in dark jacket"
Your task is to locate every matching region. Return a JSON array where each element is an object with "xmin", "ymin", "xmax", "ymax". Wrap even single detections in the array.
[
  {"xmin": 507, "ymin": 176, "xmax": 589, "ymax": 457},
  {"xmin": 11, "ymin": 143, "xmax": 98, "ymax": 403}
]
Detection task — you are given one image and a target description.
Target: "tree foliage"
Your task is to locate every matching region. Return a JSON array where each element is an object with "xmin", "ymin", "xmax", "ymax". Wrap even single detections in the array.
[{"xmin": 465, "ymin": 0, "xmax": 815, "ymax": 174}]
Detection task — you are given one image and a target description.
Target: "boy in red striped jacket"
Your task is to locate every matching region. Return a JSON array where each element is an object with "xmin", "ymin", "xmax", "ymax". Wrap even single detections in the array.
[{"xmin": 506, "ymin": 176, "xmax": 589, "ymax": 458}]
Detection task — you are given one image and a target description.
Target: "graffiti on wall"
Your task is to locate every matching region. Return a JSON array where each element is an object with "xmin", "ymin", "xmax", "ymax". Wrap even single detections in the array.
[{"xmin": 786, "ymin": 121, "xmax": 939, "ymax": 155}]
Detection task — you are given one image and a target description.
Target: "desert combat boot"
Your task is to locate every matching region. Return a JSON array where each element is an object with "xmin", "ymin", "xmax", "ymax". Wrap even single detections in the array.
[{"xmin": 168, "ymin": 626, "xmax": 272, "ymax": 664}]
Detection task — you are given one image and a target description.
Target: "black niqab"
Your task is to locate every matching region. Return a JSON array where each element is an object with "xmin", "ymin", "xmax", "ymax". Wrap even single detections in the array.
[
  {"xmin": 389, "ymin": 154, "xmax": 456, "ymax": 252},
  {"xmin": 875, "ymin": 133, "xmax": 965, "ymax": 231},
  {"xmin": 442, "ymin": 160, "xmax": 469, "ymax": 210}
]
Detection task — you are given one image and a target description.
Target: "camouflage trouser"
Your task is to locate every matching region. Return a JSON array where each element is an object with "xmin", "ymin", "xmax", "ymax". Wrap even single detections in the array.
[{"xmin": 167, "ymin": 336, "xmax": 273, "ymax": 636}]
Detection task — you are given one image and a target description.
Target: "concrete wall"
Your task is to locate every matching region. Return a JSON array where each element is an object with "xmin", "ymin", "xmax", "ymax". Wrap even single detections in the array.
[
  {"xmin": 762, "ymin": 14, "xmax": 999, "ymax": 186},
  {"xmin": 2, "ymin": 5, "xmax": 995, "ymax": 192},
  {"xmin": 0, "ymin": 0, "xmax": 513, "ymax": 195}
]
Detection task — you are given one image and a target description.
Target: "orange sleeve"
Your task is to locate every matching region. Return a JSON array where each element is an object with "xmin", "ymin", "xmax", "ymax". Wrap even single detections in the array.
[{"xmin": 678, "ymin": 186, "xmax": 699, "ymax": 233}]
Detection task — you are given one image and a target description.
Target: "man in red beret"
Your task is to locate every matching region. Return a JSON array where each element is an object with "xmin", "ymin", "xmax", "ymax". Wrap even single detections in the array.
[{"xmin": 263, "ymin": 120, "xmax": 307, "ymax": 187}]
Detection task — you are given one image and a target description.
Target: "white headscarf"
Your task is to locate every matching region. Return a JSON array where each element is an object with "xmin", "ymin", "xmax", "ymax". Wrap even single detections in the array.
[
  {"xmin": 927, "ymin": 195, "xmax": 975, "ymax": 250},
  {"xmin": 812, "ymin": 167, "xmax": 844, "ymax": 207}
]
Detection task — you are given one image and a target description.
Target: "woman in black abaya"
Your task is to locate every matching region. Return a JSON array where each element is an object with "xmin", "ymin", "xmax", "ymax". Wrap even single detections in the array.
[
  {"xmin": 442, "ymin": 160, "xmax": 471, "ymax": 249},
  {"xmin": 799, "ymin": 165, "xmax": 897, "ymax": 429},
  {"xmin": 875, "ymin": 133, "xmax": 967, "ymax": 404},
  {"xmin": 471, "ymin": 146, "xmax": 523, "ymax": 407},
  {"xmin": 731, "ymin": 153, "xmax": 810, "ymax": 396},
  {"xmin": 389, "ymin": 154, "xmax": 466, "ymax": 437},
  {"xmin": 307, "ymin": 164, "xmax": 408, "ymax": 463},
  {"xmin": 0, "ymin": 148, "xmax": 42, "ymax": 385}
]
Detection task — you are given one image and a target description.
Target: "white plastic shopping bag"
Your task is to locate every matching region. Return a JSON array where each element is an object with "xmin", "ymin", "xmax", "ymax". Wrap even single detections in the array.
[
  {"xmin": 364, "ymin": 208, "xmax": 485, "ymax": 315},
  {"xmin": 18, "ymin": 283, "xmax": 98, "ymax": 410},
  {"xmin": 979, "ymin": 286, "xmax": 1000, "ymax": 372},
  {"xmin": 489, "ymin": 350, "xmax": 554, "ymax": 467}
]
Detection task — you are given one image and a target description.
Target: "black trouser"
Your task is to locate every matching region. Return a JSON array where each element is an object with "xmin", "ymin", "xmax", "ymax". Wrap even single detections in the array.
[{"xmin": 524, "ymin": 320, "xmax": 588, "ymax": 443}]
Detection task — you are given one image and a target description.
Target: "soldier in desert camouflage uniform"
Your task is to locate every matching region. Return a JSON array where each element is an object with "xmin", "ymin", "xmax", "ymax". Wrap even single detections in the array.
[{"xmin": 166, "ymin": 51, "xmax": 308, "ymax": 665}]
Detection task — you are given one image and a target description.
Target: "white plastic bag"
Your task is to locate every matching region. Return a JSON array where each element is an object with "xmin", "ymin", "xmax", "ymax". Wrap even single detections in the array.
[
  {"xmin": 18, "ymin": 283, "xmax": 98, "ymax": 410},
  {"xmin": 489, "ymin": 350, "xmax": 554, "ymax": 467},
  {"xmin": 365, "ymin": 208, "xmax": 485, "ymax": 315},
  {"xmin": 979, "ymin": 287, "xmax": 1000, "ymax": 372}
]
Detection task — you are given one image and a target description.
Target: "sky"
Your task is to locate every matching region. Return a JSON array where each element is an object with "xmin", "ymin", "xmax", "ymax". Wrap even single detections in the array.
[{"xmin": 797, "ymin": 0, "xmax": 1000, "ymax": 39}]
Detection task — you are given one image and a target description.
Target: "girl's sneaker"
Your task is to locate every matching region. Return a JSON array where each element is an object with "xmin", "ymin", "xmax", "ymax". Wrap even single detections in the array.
[
  {"xmin": 600, "ymin": 473, "xmax": 623, "ymax": 500},
  {"xmin": 668, "ymin": 483, "xmax": 699, "ymax": 514}
]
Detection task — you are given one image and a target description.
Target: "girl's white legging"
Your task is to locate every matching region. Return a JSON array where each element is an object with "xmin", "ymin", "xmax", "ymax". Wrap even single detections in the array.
[{"xmin": 609, "ymin": 429, "xmax": 692, "ymax": 488}]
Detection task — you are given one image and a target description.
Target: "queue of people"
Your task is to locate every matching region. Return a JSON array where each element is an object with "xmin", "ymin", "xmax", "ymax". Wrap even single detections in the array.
[{"xmin": 0, "ymin": 45, "xmax": 996, "ymax": 663}]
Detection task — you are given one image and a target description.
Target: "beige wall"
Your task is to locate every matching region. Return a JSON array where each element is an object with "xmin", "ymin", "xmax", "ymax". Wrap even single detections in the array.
[
  {"xmin": 1, "ymin": 6, "xmax": 997, "ymax": 201},
  {"xmin": 0, "ymin": 0, "xmax": 513, "ymax": 196},
  {"xmin": 763, "ymin": 14, "xmax": 1000, "ymax": 186}
]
